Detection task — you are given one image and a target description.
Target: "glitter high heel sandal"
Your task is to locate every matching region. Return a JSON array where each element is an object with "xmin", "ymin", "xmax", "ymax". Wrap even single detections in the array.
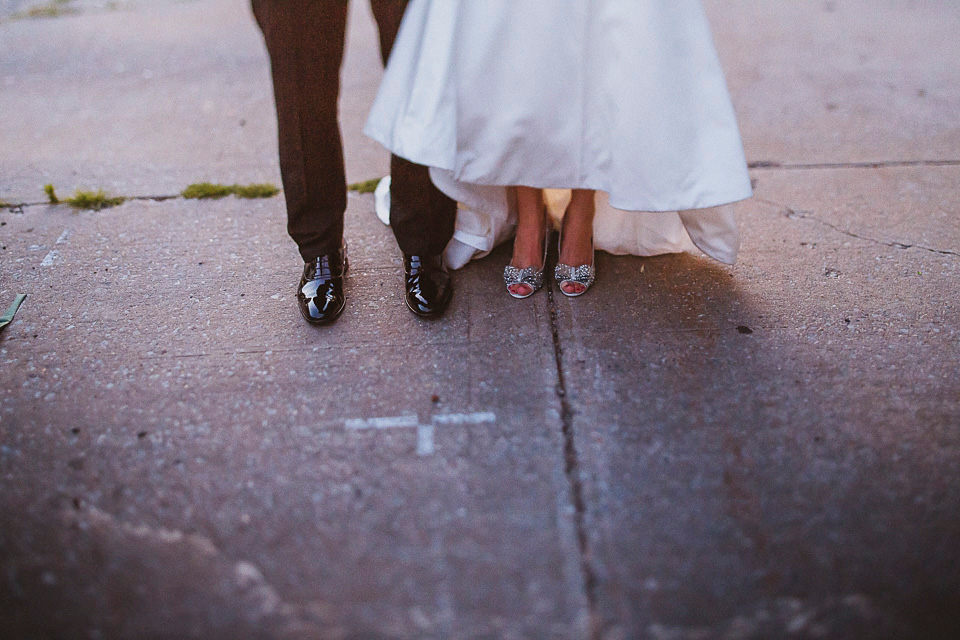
[
  {"xmin": 504, "ymin": 224, "xmax": 550, "ymax": 299},
  {"xmin": 554, "ymin": 226, "xmax": 595, "ymax": 297}
]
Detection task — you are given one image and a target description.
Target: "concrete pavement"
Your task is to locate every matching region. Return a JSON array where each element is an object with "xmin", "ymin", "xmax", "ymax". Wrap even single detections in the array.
[{"xmin": 2, "ymin": 1, "xmax": 959, "ymax": 638}]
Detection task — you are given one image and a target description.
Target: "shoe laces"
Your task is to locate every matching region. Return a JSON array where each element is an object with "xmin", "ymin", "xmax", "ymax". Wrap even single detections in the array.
[
  {"xmin": 318, "ymin": 255, "xmax": 334, "ymax": 279},
  {"xmin": 309, "ymin": 254, "xmax": 340, "ymax": 281}
]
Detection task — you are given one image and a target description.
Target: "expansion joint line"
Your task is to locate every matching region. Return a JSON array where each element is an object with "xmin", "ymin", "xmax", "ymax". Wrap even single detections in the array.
[
  {"xmin": 546, "ymin": 286, "xmax": 601, "ymax": 639},
  {"xmin": 803, "ymin": 213, "xmax": 960, "ymax": 257},
  {"xmin": 748, "ymin": 159, "xmax": 960, "ymax": 170},
  {"xmin": 755, "ymin": 197, "xmax": 960, "ymax": 257},
  {"xmin": 1, "ymin": 195, "xmax": 179, "ymax": 213}
]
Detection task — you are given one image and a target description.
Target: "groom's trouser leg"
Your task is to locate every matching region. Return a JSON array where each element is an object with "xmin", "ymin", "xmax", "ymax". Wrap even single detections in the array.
[
  {"xmin": 252, "ymin": 0, "xmax": 349, "ymax": 261},
  {"xmin": 370, "ymin": 0, "xmax": 458, "ymax": 257}
]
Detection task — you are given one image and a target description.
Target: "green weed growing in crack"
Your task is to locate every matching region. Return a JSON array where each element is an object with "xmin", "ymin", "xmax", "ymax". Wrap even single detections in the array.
[
  {"xmin": 31, "ymin": 181, "xmax": 277, "ymax": 212},
  {"xmin": 348, "ymin": 178, "xmax": 381, "ymax": 194},
  {"xmin": 64, "ymin": 189, "xmax": 126, "ymax": 211},
  {"xmin": 182, "ymin": 182, "xmax": 279, "ymax": 200},
  {"xmin": 182, "ymin": 182, "xmax": 231, "ymax": 199},
  {"xmin": 46, "ymin": 184, "xmax": 127, "ymax": 209},
  {"xmin": 230, "ymin": 183, "xmax": 280, "ymax": 198},
  {"xmin": 44, "ymin": 184, "xmax": 60, "ymax": 204}
]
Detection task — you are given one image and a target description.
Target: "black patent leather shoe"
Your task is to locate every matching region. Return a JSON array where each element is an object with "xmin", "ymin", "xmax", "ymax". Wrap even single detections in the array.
[
  {"xmin": 298, "ymin": 245, "xmax": 348, "ymax": 325},
  {"xmin": 403, "ymin": 253, "xmax": 452, "ymax": 317}
]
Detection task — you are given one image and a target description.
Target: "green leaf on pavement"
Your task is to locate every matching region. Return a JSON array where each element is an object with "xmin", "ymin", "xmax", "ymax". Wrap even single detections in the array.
[{"xmin": 0, "ymin": 294, "xmax": 27, "ymax": 332}]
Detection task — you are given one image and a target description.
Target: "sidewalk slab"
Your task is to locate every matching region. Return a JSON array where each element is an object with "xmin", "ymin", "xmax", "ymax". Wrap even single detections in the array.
[
  {"xmin": 554, "ymin": 166, "xmax": 960, "ymax": 638},
  {"xmin": 2, "ymin": 195, "xmax": 589, "ymax": 639},
  {"xmin": 0, "ymin": 0, "xmax": 388, "ymax": 203},
  {"xmin": 707, "ymin": 0, "xmax": 960, "ymax": 165}
]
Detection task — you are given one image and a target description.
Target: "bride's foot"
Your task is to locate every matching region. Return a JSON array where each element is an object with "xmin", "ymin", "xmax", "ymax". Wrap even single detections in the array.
[
  {"xmin": 505, "ymin": 218, "xmax": 548, "ymax": 298},
  {"xmin": 558, "ymin": 215, "xmax": 594, "ymax": 267},
  {"xmin": 556, "ymin": 194, "xmax": 596, "ymax": 296},
  {"xmin": 504, "ymin": 186, "xmax": 549, "ymax": 298},
  {"xmin": 555, "ymin": 230, "xmax": 595, "ymax": 296}
]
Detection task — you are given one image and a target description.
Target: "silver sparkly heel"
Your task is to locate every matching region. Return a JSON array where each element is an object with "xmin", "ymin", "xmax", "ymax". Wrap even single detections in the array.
[
  {"xmin": 504, "ymin": 225, "xmax": 550, "ymax": 299},
  {"xmin": 554, "ymin": 227, "xmax": 595, "ymax": 297}
]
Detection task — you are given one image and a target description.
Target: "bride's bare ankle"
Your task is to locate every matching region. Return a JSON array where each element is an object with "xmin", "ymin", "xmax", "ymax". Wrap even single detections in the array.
[
  {"xmin": 559, "ymin": 191, "xmax": 596, "ymax": 266},
  {"xmin": 511, "ymin": 223, "xmax": 546, "ymax": 269},
  {"xmin": 558, "ymin": 230, "xmax": 592, "ymax": 266},
  {"xmin": 511, "ymin": 186, "xmax": 548, "ymax": 269}
]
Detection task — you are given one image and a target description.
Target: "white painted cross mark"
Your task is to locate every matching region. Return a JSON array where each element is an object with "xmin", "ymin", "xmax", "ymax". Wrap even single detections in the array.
[
  {"xmin": 40, "ymin": 228, "xmax": 71, "ymax": 267},
  {"xmin": 40, "ymin": 249, "xmax": 59, "ymax": 267},
  {"xmin": 344, "ymin": 415, "xmax": 419, "ymax": 430},
  {"xmin": 344, "ymin": 412, "xmax": 497, "ymax": 456}
]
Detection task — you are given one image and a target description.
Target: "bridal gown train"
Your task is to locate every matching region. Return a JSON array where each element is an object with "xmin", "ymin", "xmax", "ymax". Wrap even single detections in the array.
[{"xmin": 365, "ymin": 0, "xmax": 753, "ymax": 269}]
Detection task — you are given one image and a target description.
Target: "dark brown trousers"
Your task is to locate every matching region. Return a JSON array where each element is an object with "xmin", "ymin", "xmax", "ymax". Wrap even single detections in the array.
[{"xmin": 252, "ymin": 0, "xmax": 457, "ymax": 261}]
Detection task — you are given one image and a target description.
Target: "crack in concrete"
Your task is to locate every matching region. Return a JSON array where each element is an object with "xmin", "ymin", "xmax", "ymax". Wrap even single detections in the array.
[
  {"xmin": 749, "ymin": 159, "xmax": 960, "ymax": 171},
  {"xmin": 0, "ymin": 194, "xmax": 229, "ymax": 212},
  {"xmin": 756, "ymin": 197, "xmax": 960, "ymax": 257},
  {"xmin": 546, "ymin": 285, "xmax": 601, "ymax": 640}
]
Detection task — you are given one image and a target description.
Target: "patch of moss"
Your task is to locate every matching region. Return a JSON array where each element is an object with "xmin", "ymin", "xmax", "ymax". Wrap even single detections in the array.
[
  {"xmin": 44, "ymin": 184, "xmax": 60, "ymax": 204},
  {"xmin": 348, "ymin": 178, "xmax": 381, "ymax": 194},
  {"xmin": 231, "ymin": 183, "xmax": 280, "ymax": 199},
  {"xmin": 182, "ymin": 182, "xmax": 280, "ymax": 200},
  {"xmin": 182, "ymin": 183, "xmax": 233, "ymax": 199},
  {"xmin": 44, "ymin": 184, "xmax": 62, "ymax": 204},
  {"xmin": 66, "ymin": 189, "xmax": 126, "ymax": 211},
  {"xmin": 0, "ymin": 200, "xmax": 11, "ymax": 208}
]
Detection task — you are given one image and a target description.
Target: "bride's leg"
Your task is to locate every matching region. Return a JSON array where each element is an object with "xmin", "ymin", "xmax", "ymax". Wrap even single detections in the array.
[
  {"xmin": 559, "ymin": 189, "xmax": 597, "ymax": 295},
  {"xmin": 508, "ymin": 186, "xmax": 547, "ymax": 297}
]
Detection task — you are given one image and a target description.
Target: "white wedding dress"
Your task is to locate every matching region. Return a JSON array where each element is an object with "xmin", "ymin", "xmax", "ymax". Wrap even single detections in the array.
[{"xmin": 365, "ymin": 0, "xmax": 752, "ymax": 268}]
